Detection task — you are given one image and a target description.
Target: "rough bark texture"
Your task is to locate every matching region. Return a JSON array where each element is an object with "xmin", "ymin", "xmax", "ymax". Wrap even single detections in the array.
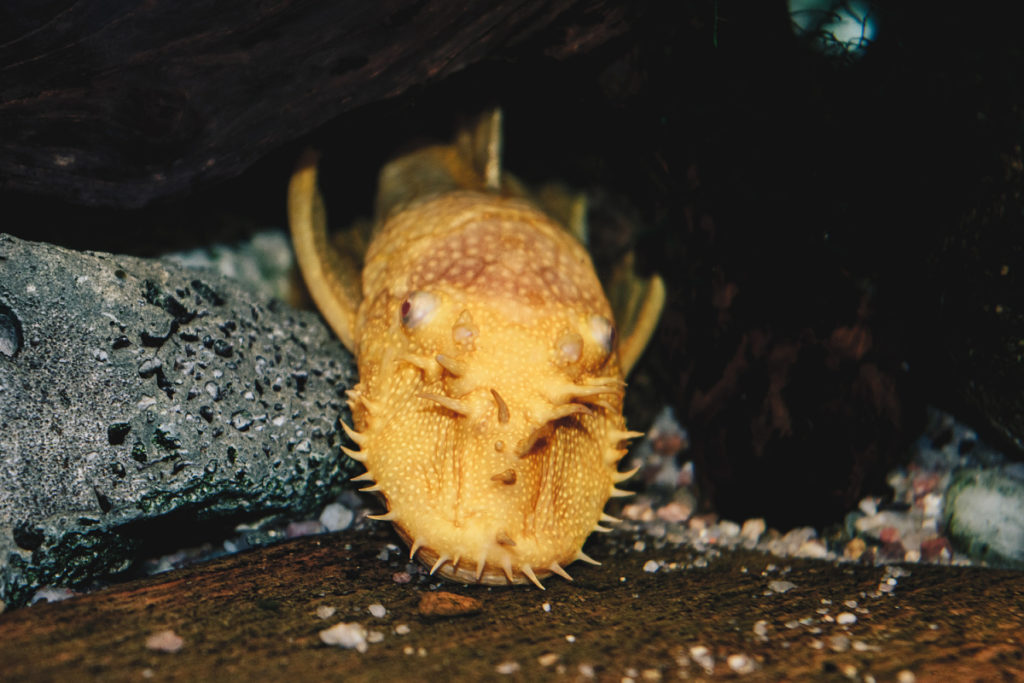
[
  {"xmin": 0, "ymin": 0, "xmax": 626, "ymax": 207},
  {"xmin": 0, "ymin": 526, "xmax": 1021, "ymax": 681}
]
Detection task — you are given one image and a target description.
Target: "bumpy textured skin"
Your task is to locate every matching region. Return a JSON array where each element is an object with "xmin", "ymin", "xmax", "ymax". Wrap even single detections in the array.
[{"xmin": 290, "ymin": 113, "xmax": 647, "ymax": 588}]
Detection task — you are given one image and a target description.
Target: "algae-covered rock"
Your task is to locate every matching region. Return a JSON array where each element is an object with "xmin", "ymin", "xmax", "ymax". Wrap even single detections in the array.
[
  {"xmin": 943, "ymin": 468, "xmax": 1024, "ymax": 568},
  {"xmin": 0, "ymin": 234, "xmax": 358, "ymax": 607}
]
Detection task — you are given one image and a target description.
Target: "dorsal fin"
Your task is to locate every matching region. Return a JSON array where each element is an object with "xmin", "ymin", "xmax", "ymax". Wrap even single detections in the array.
[
  {"xmin": 456, "ymin": 108, "xmax": 502, "ymax": 191},
  {"xmin": 374, "ymin": 109, "xmax": 505, "ymax": 221}
]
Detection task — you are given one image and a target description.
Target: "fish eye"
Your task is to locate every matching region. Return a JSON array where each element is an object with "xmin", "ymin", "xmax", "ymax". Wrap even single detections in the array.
[
  {"xmin": 401, "ymin": 291, "xmax": 438, "ymax": 329},
  {"xmin": 588, "ymin": 314, "xmax": 616, "ymax": 355}
]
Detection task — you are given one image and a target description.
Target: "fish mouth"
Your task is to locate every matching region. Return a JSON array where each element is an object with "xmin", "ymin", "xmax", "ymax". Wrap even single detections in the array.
[{"xmin": 392, "ymin": 523, "xmax": 564, "ymax": 589}]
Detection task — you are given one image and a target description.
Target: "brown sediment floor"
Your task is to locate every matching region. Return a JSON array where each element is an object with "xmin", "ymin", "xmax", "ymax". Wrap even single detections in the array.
[{"xmin": 0, "ymin": 524, "xmax": 1020, "ymax": 681}]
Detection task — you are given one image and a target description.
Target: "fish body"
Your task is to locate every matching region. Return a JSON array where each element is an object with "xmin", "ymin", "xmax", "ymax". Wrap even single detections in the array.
[{"xmin": 288, "ymin": 111, "xmax": 663, "ymax": 587}]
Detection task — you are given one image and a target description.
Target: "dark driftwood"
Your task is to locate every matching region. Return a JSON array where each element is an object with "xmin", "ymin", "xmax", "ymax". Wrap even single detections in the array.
[
  {"xmin": 1, "ymin": 525, "xmax": 1022, "ymax": 680},
  {"xmin": 0, "ymin": 0, "xmax": 623, "ymax": 207}
]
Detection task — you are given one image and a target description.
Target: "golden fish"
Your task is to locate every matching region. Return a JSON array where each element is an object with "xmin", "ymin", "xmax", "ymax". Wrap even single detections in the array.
[{"xmin": 288, "ymin": 110, "xmax": 664, "ymax": 588}]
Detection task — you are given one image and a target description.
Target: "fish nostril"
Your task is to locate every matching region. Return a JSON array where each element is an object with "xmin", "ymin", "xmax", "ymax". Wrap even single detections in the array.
[
  {"xmin": 555, "ymin": 331, "xmax": 583, "ymax": 364},
  {"xmin": 451, "ymin": 309, "xmax": 478, "ymax": 349}
]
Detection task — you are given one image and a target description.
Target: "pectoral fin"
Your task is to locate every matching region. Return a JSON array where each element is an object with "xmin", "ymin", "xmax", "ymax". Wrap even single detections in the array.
[
  {"xmin": 287, "ymin": 149, "xmax": 362, "ymax": 351},
  {"xmin": 608, "ymin": 251, "xmax": 666, "ymax": 377}
]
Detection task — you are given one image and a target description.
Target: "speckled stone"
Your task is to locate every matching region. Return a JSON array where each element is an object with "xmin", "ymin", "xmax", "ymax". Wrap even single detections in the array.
[
  {"xmin": 0, "ymin": 234, "xmax": 358, "ymax": 607},
  {"xmin": 944, "ymin": 467, "xmax": 1024, "ymax": 568}
]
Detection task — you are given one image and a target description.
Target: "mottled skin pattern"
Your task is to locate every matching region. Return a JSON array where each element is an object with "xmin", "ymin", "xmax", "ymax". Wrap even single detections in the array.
[{"xmin": 288, "ymin": 112, "xmax": 662, "ymax": 588}]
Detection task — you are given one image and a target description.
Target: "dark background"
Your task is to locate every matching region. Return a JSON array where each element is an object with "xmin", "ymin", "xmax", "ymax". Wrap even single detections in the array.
[{"xmin": 3, "ymin": 0, "xmax": 1023, "ymax": 529}]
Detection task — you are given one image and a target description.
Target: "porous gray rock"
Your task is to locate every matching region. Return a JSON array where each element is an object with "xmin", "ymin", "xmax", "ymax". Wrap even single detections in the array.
[{"xmin": 0, "ymin": 233, "xmax": 358, "ymax": 608}]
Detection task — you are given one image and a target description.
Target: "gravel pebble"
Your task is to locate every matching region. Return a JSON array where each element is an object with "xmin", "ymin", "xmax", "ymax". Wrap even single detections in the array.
[
  {"xmin": 726, "ymin": 653, "xmax": 756, "ymax": 674},
  {"xmin": 319, "ymin": 622, "xmax": 368, "ymax": 652},
  {"xmin": 495, "ymin": 661, "xmax": 520, "ymax": 675},
  {"xmin": 689, "ymin": 645, "xmax": 714, "ymax": 674},
  {"xmin": 538, "ymin": 652, "xmax": 560, "ymax": 667},
  {"xmin": 418, "ymin": 591, "xmax": 482, "ymax": 617},
  {"xmin": 319, "ymin": 503, "xmax": 354, "ymax": 532},
  {"xmin": 144, "ymin": 629, "xmax": 185, "ymax": 653},
  {"xmin": 767, "ymin": 580, "xmax": 796, "ymax": 594}
]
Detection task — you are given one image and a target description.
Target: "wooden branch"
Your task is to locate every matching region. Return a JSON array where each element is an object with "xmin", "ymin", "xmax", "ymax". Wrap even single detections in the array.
[
  {"xmin": 0, "ymin": 0, "xmax": 625, "ymax": 207},
  {"xmin": 0, "ymin": 525, "xmax": 1021, "ymax": 679}
]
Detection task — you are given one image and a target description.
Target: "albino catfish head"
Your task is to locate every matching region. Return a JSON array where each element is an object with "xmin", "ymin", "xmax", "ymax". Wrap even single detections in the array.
[
  {"xmin": 288, "ymin": 110, "xmax": 664, "ymax": 588},
  {"xmin": 344, "ymin": 194, "xmax": 637, "ymax": 586}
]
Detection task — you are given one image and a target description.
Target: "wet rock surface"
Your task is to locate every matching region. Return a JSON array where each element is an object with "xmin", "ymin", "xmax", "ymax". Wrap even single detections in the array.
[
  {"xmin": 0, "ymin": 524, "xmax": 1021, "ymax": 681},
  {"xmin": 0, "ymin": 234, "xmax": 357, "ymax": 608}
]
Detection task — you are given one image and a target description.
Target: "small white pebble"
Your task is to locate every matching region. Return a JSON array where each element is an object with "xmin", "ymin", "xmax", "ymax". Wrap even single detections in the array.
[
  {"xmin": 753, "ymin": 620, "xmax": 769, "ymax": 638},
  {"xmin": 315, "ymin": 605, "xmax": 336, "ymax": 620},
  {"xmin": 633, "ymin": 540, "xmax": 646, "ymax": 552},
  {"xmin": 642, "ymin": 559, "xmax": 660, "ymax": 573},
  {"xmin": 319, "ymin": 503, "xmax": 354, "ymax": 532},
  {"xmin": 565, "ymin": 634, "xmax": 577, "ymax": 643},
  {"xmin": 897, "ymin": 670, "xmax": 916, "ymax": 683},
  {"xmin": 689, "ymin": 645, "xmax": 714, "ymax": 674},
  {"xmin": 144, "ymin": 629, "xmax": 184, "ymax": 653},
  {"xmin": 768, "ymin": 580, "xmax": 796, "ymax": 594},
  {"xmin": 740, "ymin": 518, "xmax": 766, "ymax": 541},
  {"xmin": 538, "ymin": 653, "xmax": 560, "ymax": 667},
  {"xmin": 796, "ymin": 540, "xmax": 829, "ymax": 559},
  {"xmin": 368, "ymin": 603, "xmax": 386, "ymax": 618},
  {"xmin": 366, "ymin": 630, "xmax": 385, "ymax": 644},
  {"xmin": 495, "ymin": 661, "xmax": 520, "ymax": 675},
  {"xmin": 542, "ymin": 601, "xmax": 552, "ymax": 612},
  {"xmin": 31, "ymin": 586, "xmax": 77, "ymax": 605},
  {"xmin": 319, "ymin": 622, "xmax": 368, "ymax": 652},
  {"xmin": 858, "ymin": 497, "xmax": 878, "ymax": 515},
  {"xmin": 578, "ymin": 663, "xmax": 596, "ymax": 678},
  {"xmin": 403, "ymin": 645, "xmax": 414, "ymax": 655},
  {"xmin": 718, "ymin": 520, "xmax": 741, "ymax": 537},
  {"xmin": 841, "ymin": 663, "xmax": 859, "ymax": 677},
  {"xmin": 727, "ymin": 653, "xmax": 756, "ymax": 674},
  {"xmin": 827, "ymin": 635, "xmax": 850, "ymax": 652},
  {"xmin": 394, "ymin": 624, "xmax": 411, "ymax": 635},
  {"xmin": 836, "ymin": 612, "xmax": 857, "ymax": 625},
  {"xmin": 640, "ymin": 668, "xmax": 663, "ymax": 681}
]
